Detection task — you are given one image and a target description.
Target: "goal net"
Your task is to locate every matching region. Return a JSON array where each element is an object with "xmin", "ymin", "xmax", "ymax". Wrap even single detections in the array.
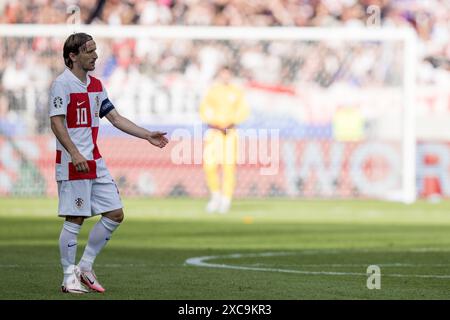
[{"xmin": 0, "ymin": 25, "xmax": 417, "ymax": 202}]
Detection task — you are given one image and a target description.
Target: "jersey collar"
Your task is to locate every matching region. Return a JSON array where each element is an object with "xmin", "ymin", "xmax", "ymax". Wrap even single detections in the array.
[{"xmin": 65, "ymin": 68, "xmax": 91, "ymax": 87}]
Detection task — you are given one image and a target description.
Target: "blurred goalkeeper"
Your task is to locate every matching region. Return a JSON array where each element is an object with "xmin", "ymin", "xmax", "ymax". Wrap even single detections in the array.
[{"xmin": 199, "ymin": 66, "xmax": 250, "ymax": 214}]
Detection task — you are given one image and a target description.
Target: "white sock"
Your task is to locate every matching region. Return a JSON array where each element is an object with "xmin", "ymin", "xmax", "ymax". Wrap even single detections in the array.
[
  {"xmin": 78, "ymin": 217, "xmax": 120, "ymax": 272},
  {"xmin": 59, "ymin": 221, "xmax": 81, "ymax": 281}
]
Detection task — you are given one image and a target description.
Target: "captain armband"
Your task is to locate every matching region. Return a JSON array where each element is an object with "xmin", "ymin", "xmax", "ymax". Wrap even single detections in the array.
[{"xmin": 99, "ymin": 98, "xmax": 115, "ymax": 118}]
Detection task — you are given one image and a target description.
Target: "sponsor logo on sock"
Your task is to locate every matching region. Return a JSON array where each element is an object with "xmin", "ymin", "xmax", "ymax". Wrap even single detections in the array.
[{"xmin": 68, "ymin": 243, "xmax": 77, "ymax": 247}]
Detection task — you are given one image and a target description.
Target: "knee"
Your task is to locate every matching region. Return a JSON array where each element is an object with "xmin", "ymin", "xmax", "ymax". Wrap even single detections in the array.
[
  {"xmin": 104, "ymin": 208, "xmax": 124, "ymax": 223},
  {"xmin": 65, "ymin": 216, "xmax": 84, "ymax": 225}
]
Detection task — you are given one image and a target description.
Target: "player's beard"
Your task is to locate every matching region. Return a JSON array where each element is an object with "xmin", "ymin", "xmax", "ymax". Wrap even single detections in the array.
[{"xmin": 84, "ymin": 61, "xmax": 96, "ymax": 71}]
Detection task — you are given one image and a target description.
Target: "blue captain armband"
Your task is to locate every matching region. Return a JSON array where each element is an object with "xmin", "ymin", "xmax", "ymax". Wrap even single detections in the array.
[{"xmin": 100, "ymin": 98, "xmax": 115, "ymax": 118}]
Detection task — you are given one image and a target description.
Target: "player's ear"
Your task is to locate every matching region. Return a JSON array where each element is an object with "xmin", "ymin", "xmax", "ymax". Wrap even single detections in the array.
[{"xmin": 69, "ymin": 52, "xmax": 78, "ymax": 65}]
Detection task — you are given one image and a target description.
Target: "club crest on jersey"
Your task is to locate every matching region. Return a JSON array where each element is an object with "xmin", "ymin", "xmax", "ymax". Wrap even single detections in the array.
[
  {"xmin": 53, "ymin": 96, "xmax": 63, "ymax": 109},
  {"xmin": 75, "ymin": 197, "xmax": 84, "ymax": 209}
]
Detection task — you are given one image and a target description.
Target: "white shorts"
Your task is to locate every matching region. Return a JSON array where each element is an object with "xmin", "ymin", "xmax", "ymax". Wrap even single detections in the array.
[{"xmin": 57, "ymin": 174, "xmax": 123, "ymax": 217}]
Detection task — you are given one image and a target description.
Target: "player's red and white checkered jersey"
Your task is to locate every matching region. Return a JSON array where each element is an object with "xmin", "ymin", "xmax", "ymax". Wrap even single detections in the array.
[{"xmin": 49, "ymin": 68, "xmax": 115, "ymax": 181}]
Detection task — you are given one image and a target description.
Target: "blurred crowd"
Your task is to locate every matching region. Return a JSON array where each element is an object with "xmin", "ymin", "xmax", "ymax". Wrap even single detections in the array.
[
  {"xmin": 0, "ymin": 0, "xmax": 448, "ymax": 43},
  {"xmin": 1, "ymin": 0, "xmax": 449, "ymax": 61},
  {"xmin": 0, "ymin": 0, "xmax": 447, "ymax": 32},
  {"xmin": 0, "ymin": 0, "xmax": 449, "ymax": 134}
]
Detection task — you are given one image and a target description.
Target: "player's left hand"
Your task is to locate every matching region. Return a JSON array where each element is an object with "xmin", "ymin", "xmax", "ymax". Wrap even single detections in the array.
[{"xmin": 147, "ymin": 131, "xmax": 169, "ymax": 148}]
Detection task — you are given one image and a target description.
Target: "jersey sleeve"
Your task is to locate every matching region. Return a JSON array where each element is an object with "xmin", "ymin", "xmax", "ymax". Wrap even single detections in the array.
[
  {"xmin": 99, "ymin": 86, "xmax": 115, "ymax": 118},
  {"xmin": 49, "ymin": 81, "xmax": 69, "ymax": 117}
]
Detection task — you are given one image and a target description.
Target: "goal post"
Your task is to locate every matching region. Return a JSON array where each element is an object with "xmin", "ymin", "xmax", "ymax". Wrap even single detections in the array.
[{"xmin": 0, "ymin": 24, "xmax": 417, "ymax": 202}]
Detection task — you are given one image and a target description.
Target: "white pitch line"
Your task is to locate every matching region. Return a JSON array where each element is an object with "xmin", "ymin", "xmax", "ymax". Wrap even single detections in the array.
[
  {"xmin": 185, "ymin": 252, "xmax": 450, "ymax": 279},
  {"xmin": 0, "ymin": 264, "xmax": 20, "ymax": 268},
  {"xmin": 246, "ymin": 263, "xmax": 450, "ymax": 268}
]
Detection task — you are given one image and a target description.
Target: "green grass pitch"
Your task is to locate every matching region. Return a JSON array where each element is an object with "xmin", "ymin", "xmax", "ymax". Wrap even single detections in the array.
[{"xmin": 1, "ymin": 198, "xmax": 450, "ymax": 300}]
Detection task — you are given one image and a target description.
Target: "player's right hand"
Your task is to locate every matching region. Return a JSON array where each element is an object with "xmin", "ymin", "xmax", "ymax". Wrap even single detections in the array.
[{"xmin": 71, "ymin": 152, "xmax": 90, "ymax": 173}]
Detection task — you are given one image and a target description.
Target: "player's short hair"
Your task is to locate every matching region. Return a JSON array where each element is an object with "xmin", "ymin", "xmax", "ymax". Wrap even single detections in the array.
[{"xmin": 63, "ymin": 33, "xmax": 93, "ymax": 69}]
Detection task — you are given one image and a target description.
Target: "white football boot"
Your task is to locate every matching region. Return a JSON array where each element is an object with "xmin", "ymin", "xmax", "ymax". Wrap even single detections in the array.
[
  {"xmin": 206, "ymin": 192, "xmax": 221, "ymax": 213},
  {"xmin": 80, "ymin": 269, "xmax": 105, "ymax": 293},
  {"xmin": 61, "ymin": 265, "xmax": 89, "ymax": 294}
]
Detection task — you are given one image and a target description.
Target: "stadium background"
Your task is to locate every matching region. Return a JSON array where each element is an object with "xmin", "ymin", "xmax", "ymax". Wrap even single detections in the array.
[
  {"xmin": 0, "ymin": 0, "xmax": 449, "ymax": 200},
  {"xmin": 1, "ymin": 0, "xmax": 450, "ymax": 301}
]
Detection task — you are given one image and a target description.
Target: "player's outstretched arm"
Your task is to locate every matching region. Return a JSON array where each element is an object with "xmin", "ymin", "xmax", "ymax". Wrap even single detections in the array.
[
  {"xmin": 50, "ymin": 115, "xmax": 90, "ymax": 173},
  {"xmin": 105, "ymin": 109, "xmax": 169, "ymax": 148}
]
